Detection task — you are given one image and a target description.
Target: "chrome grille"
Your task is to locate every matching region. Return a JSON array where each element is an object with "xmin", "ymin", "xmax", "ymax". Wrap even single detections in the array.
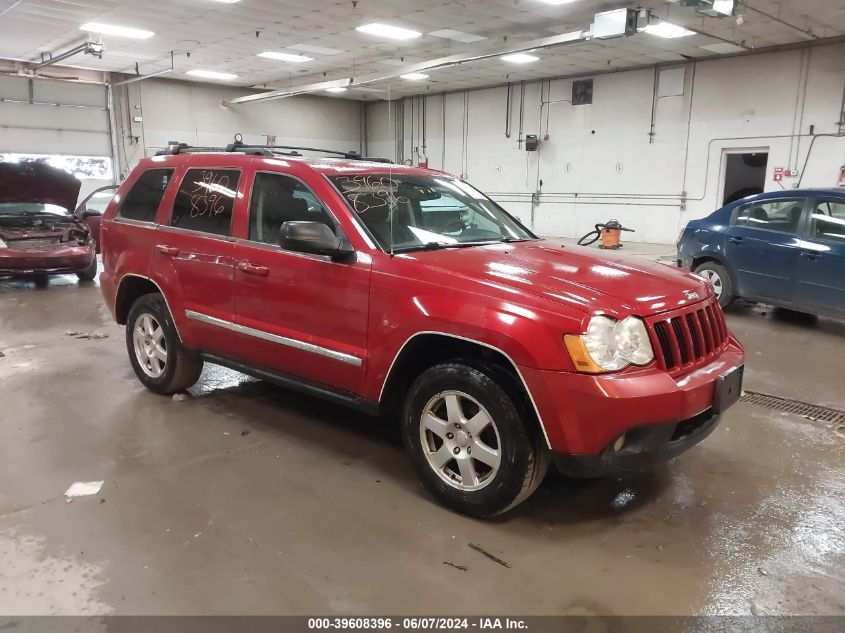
[{"xmin": 647, "ymin": 298, "xmax": 730, "ymax": 375}]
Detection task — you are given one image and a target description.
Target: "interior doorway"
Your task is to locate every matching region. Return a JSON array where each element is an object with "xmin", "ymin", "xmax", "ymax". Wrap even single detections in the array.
[{"xmin": 721, "ymin": 150, "xmax": 769, "ymax": 205}]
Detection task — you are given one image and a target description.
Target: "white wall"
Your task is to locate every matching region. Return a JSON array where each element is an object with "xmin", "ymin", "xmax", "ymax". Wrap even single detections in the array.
[
  {"xmin": 112, "ymin": 78, "xmax": 363, "ymax": 178},
  {"xmin": 366, "ymin": 41, "xmax": 845, "ymax": 244}
]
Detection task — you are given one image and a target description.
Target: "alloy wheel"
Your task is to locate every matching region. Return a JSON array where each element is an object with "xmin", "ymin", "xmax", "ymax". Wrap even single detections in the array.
[
  {"xmin": 699, "ymin": 269, "xmax": 723, "ymax": 298},
  {"xmin": 419, "ymin": 390, "xmax": 502, "ymax": 491},
  {"xmin": 132, "ymin": 313, "xmax": 167, "ymax": 378}
]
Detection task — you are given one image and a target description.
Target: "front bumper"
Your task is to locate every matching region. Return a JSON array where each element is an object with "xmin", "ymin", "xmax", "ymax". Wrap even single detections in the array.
[
  {"xmin": 552, "ymin": 407, "xmax": 721, "ymax": 477},
  {"xmin": 0, "ymin": 244, "xmax": 94, "ymax": 275},
  {"xmin": 520, "ymin": 339, "xmax": 744, "ymax": 472}
]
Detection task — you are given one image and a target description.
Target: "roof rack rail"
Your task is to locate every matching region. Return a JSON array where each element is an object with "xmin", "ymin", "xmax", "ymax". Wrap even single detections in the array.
[
  {"xmin": 231, "ymin": 142, "xmax": 394, "ymax": 163},
  {"xmin": 155, "ymin": 142, "xmax": 274, "ymax": 157},
  {"xmin": 156, "ymin": 139, "xmax": 393, "ymax": 163}
]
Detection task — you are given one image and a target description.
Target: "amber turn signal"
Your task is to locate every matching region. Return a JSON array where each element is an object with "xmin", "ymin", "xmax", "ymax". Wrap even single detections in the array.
[{"xmin": 563, "ymin": 334, "xmax": 607, "ymax": 374}]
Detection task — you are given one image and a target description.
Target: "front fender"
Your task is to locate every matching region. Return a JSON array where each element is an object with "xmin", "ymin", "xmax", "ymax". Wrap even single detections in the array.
[{"xmin": 364, "ymin": 274, "xmax": 584, "ymax": 402}]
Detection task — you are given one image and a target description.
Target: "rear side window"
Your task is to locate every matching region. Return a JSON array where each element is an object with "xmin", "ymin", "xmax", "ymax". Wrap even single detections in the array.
[
  {"xmin": 117, "ymin": 168, "xmax": 174, "ymax": 222},
  {"xmin": 171, "ymin": 168, "xmax": 241, "ymax": 236},
  {"xmin": 811, "ymin": 200, "xmax": 845, "ymax": 244}
]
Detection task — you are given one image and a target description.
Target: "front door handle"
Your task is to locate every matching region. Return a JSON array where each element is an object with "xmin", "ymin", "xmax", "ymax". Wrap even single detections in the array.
[
  {"xmin": 156, "ymin": 244, "xmax": 179, "ymax": 257},
  {"xmin": 237, "ymin": 262, "xmax": 270, "ymax": 277},
  {"xmin": 728, "ymin": 236, "xmax": 744, "ymax": 244},
  {"xmin": 801, "ymin": 251, "xmax": 822, "ymax": 262}
]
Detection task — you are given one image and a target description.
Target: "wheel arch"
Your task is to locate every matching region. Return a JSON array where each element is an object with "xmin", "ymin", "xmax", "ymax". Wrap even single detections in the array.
[
  {"xmin": 691, "ymin": 253, "xmax": 726, "ymax": 270},
  {"xmin": 379, "ymin": 332, "xmax": 551, "ymax": 449},
  {"xmin": 115, "ymin": 275, "xmax": 182, "ymax": 342}
]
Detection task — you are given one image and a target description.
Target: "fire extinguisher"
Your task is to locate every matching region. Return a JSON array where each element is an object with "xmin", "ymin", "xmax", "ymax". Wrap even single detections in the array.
[{"xmin": 577, "ymin": 219, "xmax": 635, "ymax": 250}]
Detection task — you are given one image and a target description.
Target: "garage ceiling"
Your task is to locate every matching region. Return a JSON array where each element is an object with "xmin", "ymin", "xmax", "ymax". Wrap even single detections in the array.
[{"xmin": 1, "ymin": 0, "xmax": 844, "ymax": 100}]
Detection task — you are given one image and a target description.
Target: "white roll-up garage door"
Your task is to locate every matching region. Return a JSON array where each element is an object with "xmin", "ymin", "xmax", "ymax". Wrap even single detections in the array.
[{"xmin": 0, "ymin": 75, "xmax": 113, "ymax": 200}]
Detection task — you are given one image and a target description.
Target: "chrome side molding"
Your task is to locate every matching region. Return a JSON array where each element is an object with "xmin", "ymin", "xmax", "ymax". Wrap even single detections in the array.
[{"xmin": 185, "ymin": 310, "xmax": 363, "ymax": 367}]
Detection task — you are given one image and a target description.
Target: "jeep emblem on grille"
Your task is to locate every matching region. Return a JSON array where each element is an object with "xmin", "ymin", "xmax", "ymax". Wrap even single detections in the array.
[{"xmin": 684, "ymin": 290, "xmax": 700, "ymax": 301}]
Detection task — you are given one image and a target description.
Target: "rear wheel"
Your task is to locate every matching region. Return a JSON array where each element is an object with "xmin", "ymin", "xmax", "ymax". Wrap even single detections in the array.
[
  {"xmin": 126, "ymin": 293, "xmax": 203, "ymax": 394},
  {"xmin": 694, "ymin": 261, "xmax": 735, "ymax": 308},
  {"xmin": 402, "ymin": 361, "xmax": 549, "ymax": 518}
]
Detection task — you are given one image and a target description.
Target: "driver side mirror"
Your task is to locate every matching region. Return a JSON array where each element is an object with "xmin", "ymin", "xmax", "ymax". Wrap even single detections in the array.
[
  {"xmin": 279, "ymin": 221, "xmax": 354, "ymax": 261},
  {"xmin": 79, "ymin": 209, "xmax": 101, "ymax": 219}
]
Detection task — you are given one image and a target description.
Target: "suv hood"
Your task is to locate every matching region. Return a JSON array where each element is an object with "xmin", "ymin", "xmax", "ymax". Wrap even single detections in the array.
[
  {"xmin": 404, "ymin": 240, "xmax": 711, "ymax": 317},
  {"xmin": 0, "ymin": 162, "xmax": 81, "ymax": 212}
]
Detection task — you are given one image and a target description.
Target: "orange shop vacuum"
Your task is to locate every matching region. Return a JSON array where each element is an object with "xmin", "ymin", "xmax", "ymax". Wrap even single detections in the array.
[{"xmin": 576, "ymin": 219, "xmax": 635, "ymax": 250}]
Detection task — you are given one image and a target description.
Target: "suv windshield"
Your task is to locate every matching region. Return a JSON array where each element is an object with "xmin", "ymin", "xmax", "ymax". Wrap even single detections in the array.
[{"xmin": 329, "ymin": 174, "xmax": 535, "ymax": 252}]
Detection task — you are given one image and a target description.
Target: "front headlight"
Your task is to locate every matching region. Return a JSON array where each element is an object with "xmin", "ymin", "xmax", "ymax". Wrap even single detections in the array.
[
  {"xmin": 564, "ymin": 315, "xmax": 654, "ymax": 373},
  {"xmin": 0, "ymin": 238, "xmax": 6, "ymax": 249}
]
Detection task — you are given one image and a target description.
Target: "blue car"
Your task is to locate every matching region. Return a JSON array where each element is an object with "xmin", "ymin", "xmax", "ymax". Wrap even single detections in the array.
[{"xmin": 677, "ymin": 189, "xmax": 845, "ymax": 317}]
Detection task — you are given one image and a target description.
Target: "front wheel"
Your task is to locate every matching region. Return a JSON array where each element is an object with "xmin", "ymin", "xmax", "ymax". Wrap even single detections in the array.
[
  {"xmin": 402, "ymin": 362, "xmax": 549, "ymax": 518},
  {"xmin": 125, "ymin": 293, "xmax": 203, "ymax": 394},
  {"xmin": 76, "ymin": 256, "xmax": 98, "ymax": 282},
  {"xmin": 694, "ymin": 261, "xmax": 735, "ymax": 308}
]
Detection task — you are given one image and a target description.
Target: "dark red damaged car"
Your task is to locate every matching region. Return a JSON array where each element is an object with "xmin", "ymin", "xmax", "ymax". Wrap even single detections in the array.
[{"xmin": 0, "ymin": 161, "xmax": 98, "ymax": 283}]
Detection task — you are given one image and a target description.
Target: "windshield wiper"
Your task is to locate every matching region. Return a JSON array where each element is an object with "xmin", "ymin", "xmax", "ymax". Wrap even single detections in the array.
[
  {"xmin": 392, "ymin": 241, "xmax": 498, "ymax": 254},
  {"xmin": 499, "ymin": 236, "xmax": 533, "ymax": 243}
]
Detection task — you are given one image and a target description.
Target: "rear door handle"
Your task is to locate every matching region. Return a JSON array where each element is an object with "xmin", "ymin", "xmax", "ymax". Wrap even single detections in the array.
[
  {"xmin": 237, "ymin": 262, "xmax": 270, "ymax": 277},
  {"xmin": 156, "ymin": 244, "xmax": 179, "ymax": 257},
  {"xmin": 728, "ymin": 236, "xmax": 743, "ymax": 244}
]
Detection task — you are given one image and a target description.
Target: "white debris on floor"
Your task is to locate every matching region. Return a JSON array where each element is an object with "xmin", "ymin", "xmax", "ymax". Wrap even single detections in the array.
[{"xmin": 64, "ymin": 481, "xmax": 104, "ymax": 498}]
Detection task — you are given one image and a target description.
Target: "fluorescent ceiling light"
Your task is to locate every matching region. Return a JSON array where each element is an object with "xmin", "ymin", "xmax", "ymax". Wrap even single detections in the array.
[
  {"xmin": 356, "ymin": 23, "xmax": 422, "ymax": 40},
  {"xmin": 400, "ymin": 73, "xmax": 429, "ymax": 80},
  {"xmin": 209, "ymin": 0, "xmax": 241, "ymax": 3},
  {"xmin": 186, "ymin": 69, "xmax": 237, "ymax": 80},
  {"xmin": 428, "ymin": 29, "xmax": 487, "ymax": 43},
  {"xmin": 642, "ymin": 22, "xmax": 695, "ymax": 38},
  {"xmin": 326, "ymin": 87, "xmax": 348, "ymax": 93},
  {"xmin": 501, "ymin": 53, "xmax": 540, "ymax": 64},
  {"xmin": 258, "ymin": 51, "xmax": 313, "ymax": 62},
  {"xmin": 289, "ymin": 44, "xmax": 344, "ymax": 55},
  {"xmin": 536, "ymin": 0, "xmax": 580, "ymax": 4},
  {"xmin": 79, "ymin": 22, "xmax": 154, "ymax": 39}
]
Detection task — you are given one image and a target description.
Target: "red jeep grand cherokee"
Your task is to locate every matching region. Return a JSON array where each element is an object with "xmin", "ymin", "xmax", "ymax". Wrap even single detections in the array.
[{"xmin": 99, "ymin": 143, "xmax": 744, "ymax": 517}]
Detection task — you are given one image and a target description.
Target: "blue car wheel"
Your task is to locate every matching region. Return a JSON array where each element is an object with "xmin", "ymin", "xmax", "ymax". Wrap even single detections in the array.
[{"xmin": 694, "ymin": 261, "xmax": 735, "ymax": 308}]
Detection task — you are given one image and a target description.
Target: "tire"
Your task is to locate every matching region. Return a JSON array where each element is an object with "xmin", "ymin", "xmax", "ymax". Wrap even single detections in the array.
[
  {"xmin": 694, "ymin": 261, "xmax": 735, "ymax": 308},
  {"xmin": 402, "ymin": 361, "xmax": 550, "ymax": 518},
  {"xmin": 125, "ymin": 293, "xmax": 203, "ymax": 395},
  {"xmin": 76, "ymin": 256, "xmax": 98, "ymax": 282}
]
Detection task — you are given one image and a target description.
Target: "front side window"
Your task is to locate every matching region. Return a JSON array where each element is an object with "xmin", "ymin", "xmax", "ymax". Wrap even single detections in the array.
[
  {"xmin": 118, "ymin": 169, "xmax": 174, "ymax": 222},
  {"xmin": 329, "ymin": 174, "xmax": 534, "ymax": 252},
  {"xmin": 248, "ymin": 172, "xmax": 336, "ymax": 246},
  {"xmin": 811, "ymin": 200, "xmax": 845, "ymax": 244},
  {"xmin": 171, "ymin": 168, "xmax": 241, "ymax": 236},
  {"xmin": 733, "ymin": 199, "xmax": 805, "ymax": 234}
]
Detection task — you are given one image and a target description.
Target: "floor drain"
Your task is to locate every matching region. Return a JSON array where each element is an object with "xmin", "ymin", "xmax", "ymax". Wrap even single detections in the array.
[{"xmin": 740, "ymin": 391, "xmax": 845, "ymax": 424}]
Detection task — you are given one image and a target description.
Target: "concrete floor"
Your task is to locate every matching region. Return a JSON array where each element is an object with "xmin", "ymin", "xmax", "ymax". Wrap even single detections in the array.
[{"xmin": 0, "ymin": 256, "xmax": 843, "ymax": 616}]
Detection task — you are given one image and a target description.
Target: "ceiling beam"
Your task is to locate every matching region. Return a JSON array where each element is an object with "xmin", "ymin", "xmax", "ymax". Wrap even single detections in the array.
[{"xmin": 225, "ymin": 30, "xmax": 584, "ymax": 106}]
